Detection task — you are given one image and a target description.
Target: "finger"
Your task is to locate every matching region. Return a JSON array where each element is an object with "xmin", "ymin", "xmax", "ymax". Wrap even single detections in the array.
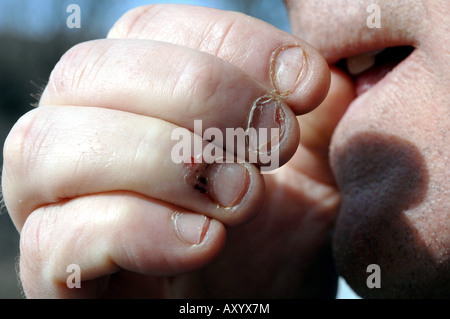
[
  {"xmin": 299, "ymin": 67, "xmax": 356, "ymax": 154},
  {"xmin": 39, "ymin": 39, "xmax": 300, "ymax": 168},
  {"xmin": 19, "ymin": 192, "xmax": 226, "ymax": 298},
  {"xmin": 107, "ymin": 4, "xmax": 331, "ymax": 113},
  {"xmin": 2, "ymin": 106, "xmax": 265, "ymax": 229},
  {"xmin": 289, "ymin": 67, "xmax": 356, "ymax": 185}
]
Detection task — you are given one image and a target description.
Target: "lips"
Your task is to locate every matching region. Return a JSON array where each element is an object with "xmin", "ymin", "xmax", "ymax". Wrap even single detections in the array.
[
  {"xmin": 285, "ymin": 0, "xmax": 450, "ymax": 299},
  {"xmin": 336, "ymin": 46, "xmax": 415, "ymax": 96},
  {"xmin": 313, "ymin": 28, "xmax": 425, "ymax": 299},
  {"xmin": 326, "ymin": 44, "xmax": 434, "ymax": 297}
]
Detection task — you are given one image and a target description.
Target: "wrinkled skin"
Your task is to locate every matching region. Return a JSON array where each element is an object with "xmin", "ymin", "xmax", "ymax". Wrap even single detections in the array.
[{"xmin": 2, "ymin": 0, "xmax": 448, "ymax": 298}]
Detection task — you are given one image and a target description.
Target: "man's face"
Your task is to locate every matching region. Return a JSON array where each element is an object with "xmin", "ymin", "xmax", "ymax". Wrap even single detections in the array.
[{"xmin": 285, "ymin": 0, "xmax": 449, "ymax": 297}]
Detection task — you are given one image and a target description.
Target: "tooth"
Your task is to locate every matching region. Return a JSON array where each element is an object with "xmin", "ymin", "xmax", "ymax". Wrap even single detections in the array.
[
  {"xmin": 346, "ymin": 54, "xmax": 375, "ymax": 75},
  {"xmin": 346, "ymin": 49, "xmax": 384, "ymax": 75}
]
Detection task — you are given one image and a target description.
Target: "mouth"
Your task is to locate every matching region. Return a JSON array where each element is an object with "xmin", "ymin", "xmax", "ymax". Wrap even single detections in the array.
[{"xmin": 335, "ymin": 46, "xmax": 415, "ymax": 96}]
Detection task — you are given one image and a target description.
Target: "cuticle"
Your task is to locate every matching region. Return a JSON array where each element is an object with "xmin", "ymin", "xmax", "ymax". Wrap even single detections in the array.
[
  {"xmin": 198, "ymin": 216, "xmax": 211, "ymax": 244},
  {"xmin": 171, "ymin": 211, "xmax": 185, "ymax": 244},
  {"xmin": 230, "ymin": 163, "xmax": 250, "ymax": 207},
  {"xmin": 172, "ymin": 211, "xmax": 211, "ymax": 245},
  {"xmin": 269, "ymin": 43, "xmax": 308, "ymax": 97},
  {"xmin": 246, "ymin": 94, "xmax": 286, "ymax": 154}
]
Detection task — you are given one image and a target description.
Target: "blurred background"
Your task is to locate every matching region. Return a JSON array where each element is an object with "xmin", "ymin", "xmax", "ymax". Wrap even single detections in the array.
[{"xmin": 0, "ymin": 0, "xmax": 358, "ymax": 298}]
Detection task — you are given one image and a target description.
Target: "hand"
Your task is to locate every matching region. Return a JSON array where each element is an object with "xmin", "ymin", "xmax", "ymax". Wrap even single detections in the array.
[{"xmin": 2, "ymin": 5, "xmax": 353, "ymax": 298}]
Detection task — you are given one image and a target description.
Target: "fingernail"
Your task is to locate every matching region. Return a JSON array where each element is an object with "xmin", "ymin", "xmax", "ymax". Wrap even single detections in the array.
[
  {"xmin": 173, "ymin": 212, "xmax": 210, "ymax": 245},
  {"xmin": 206, "ymin": 163, "xmax": 249, "ymax": 208},
  {"xmin": 247, "ymin": 96, "xmax": 285, "ymax": 154},
  {"xmin": 271, "ymin": 44, "xmax": 306, "ymax": 95}
]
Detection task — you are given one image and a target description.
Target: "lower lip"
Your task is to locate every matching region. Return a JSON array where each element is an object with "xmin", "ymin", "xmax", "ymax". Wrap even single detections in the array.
[{"xmin": 354, "ymin": 62, "xmax": 397, "ymax": 96}]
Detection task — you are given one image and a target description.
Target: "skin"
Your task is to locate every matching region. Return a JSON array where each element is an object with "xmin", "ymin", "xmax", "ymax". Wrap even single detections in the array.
[
  {"xmin": 286, "ymin": 0, "xmax": 449, "ymax": 297},
  {"xmin": 2, "ymin": 1, "xmax": 448, "ymax": 298}
]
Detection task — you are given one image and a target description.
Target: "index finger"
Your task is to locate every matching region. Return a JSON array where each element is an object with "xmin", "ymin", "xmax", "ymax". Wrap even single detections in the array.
[{"xmin": 107, "ymin": 4, "xmax": 330, "ymax": 115}]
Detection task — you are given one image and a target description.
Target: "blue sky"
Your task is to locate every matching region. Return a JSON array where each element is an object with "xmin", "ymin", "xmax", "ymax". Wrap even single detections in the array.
[{"xmin": 0, "ymin": 0, "xmax": 290, "ymax": 38}]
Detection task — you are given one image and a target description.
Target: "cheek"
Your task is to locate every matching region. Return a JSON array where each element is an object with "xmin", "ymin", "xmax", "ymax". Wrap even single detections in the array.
[{"xmin": 329, "ymin": 62, "xmax": 450, "ymax": 298}]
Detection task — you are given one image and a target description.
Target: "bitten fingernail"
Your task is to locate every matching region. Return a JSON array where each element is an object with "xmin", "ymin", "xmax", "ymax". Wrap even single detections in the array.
[
  {"xmin": 271, "ymin": 44, "xmax": 306, "ymax": 96},
  {"xmin": 173, "ymin": 212, "xmax": 210, "ymax": 245}
]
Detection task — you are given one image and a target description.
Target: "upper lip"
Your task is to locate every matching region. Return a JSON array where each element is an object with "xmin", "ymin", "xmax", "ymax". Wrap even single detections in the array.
[
  {"xmin": 321, "ymin": 40, "xmax": 412, "ymax": 66},
  {"xmin": 288, "ymin": 3, "xmax": 418, "ymax": 65},
  {"xmin": 344, "ymin": 46, "xmax": 415, "ymax": 75},
  {"xmin": 303, "ymin": 30, "xmax": 416, "ymax": 96},
  {"xmin": 302, "ymin": 23, "xmax": 417, "ymax": 89},
  {"xmin": 324, "ymin": 39, "xmax": 416, "ymax": 97},
  {"xmin": 288, "ymin": 1, "xmax": 420, "ymax": 95}
]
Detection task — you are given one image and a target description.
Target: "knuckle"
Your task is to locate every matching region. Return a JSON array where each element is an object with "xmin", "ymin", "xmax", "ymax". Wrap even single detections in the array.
[
  {"xmin": 108, "ymin": 4, "xmax": 163, "ymax": 38},
  {"xmin": 199, "ymin": 15, "xmax": 242, "ymax": 56},
  {"xmin": 19, "ymin": 210, "xmax": 51, "ymax": 282},
  {"xmin": 43, "ymin": 40, "xmax": 107, "ymax": 104},
  {"xmin": 176, "ymin": 55, "xmax": 247, "ymax": 119},
  {"xmin": 19, "ymin": 207, "xmax": 69, "ymax": 295},
  {"xmin": 178, "ymin": 57, "xmax": 222, "ymax": 116},
  {"xmin": 196, "ymin": 11, "xmax": 263, "ymax": 63},
  {"xmin": 3, "ymin": 109, "xmax": 44, "ymax": 178},
  {"xmin": 3, "ymin": 108, "xmax": 58, "ymax": 186}
]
